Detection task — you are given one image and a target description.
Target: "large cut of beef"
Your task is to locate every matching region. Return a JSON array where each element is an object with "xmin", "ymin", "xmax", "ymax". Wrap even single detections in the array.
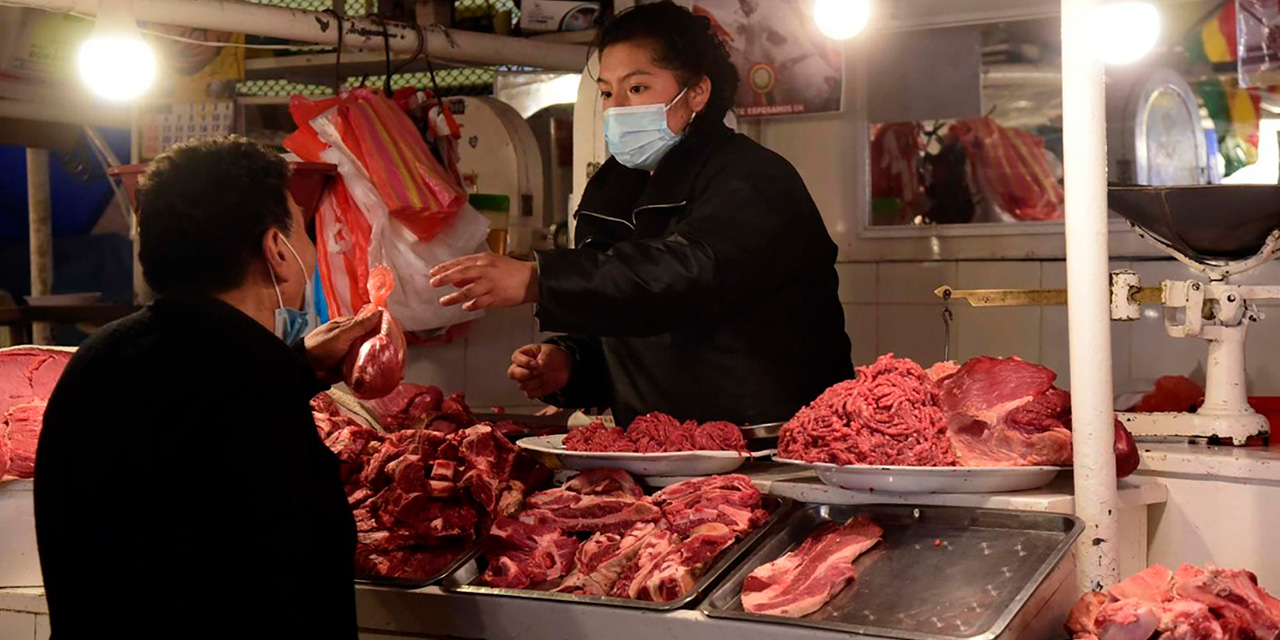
[
  {"xmin": 555, "ymin": 522, "xmax": 660, "ymax": 595},
  {"xmin": 0, "ymin": 347, "xmax": 73, "ymax": 479},
  {"xmin": 565, "ymin": 413, "xmax": 748, "ymax": 454},
  {"xmin": 366, "ymin": 383, "xmax": 445, "ymax": 429},
  {"xmin": 777, "ymin": 354, "xmax": 957, "ymax": 466},
  {"xmin": 312, "ymin": 391, "xmax": 551, "ymax": 582},
  {"xmin": 740, "ymin": 515, "xmax": 883, "ymax": 618},
  {"xmin": 1067, "ymin": 563, "xmax": 1280, "ymax": 640},
  {"xmin": 935, "ymin": 356, "xmax": 1074, "ymax": 467},
  {"xmin": 477, "ymin": 470, "xmax": 770, "ymax": 602},
  {"xmin": 479, "ymin": 517, "xmax": 581, "ymax": 589},
  {"xmin": 519, "ymin": 468, "xmax": 662, "ymax": 534},
  {"xmin": 780, "ymin": 353, "xmax": 1139, "ymax": 475},
  {"xmin": 650, "ymin": 474, "xmax": 768, "ymax": 537},
  {"xmin": 608, "ymin": 522, "xmax": 737, "ymax": 601}
]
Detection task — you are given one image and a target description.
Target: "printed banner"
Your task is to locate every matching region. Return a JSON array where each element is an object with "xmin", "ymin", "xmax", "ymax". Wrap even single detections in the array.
[{"xmin": 692, "ymin": 0, "xmax": 843, "ymax": 117}]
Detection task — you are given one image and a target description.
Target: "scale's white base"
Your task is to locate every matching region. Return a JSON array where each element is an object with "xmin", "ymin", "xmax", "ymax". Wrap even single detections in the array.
[{"xmin": 1117, "ymin": 411, "xmax": 1269, "ymax": 445}]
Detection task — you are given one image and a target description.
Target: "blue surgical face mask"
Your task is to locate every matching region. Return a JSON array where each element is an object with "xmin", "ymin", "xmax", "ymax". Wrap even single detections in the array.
[
  {"xmin": 268, "ymin": 236, "xmax": 317, "ymax": 346},
  {"xmin": 603, "ymin": 87, "xmax": 691, "ymax": 171}
]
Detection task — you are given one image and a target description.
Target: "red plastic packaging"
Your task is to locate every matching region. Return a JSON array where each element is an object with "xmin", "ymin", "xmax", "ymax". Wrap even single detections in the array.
[{"xmin": 344, "ymin": 265, "xmax": 407, "ymax": 399}]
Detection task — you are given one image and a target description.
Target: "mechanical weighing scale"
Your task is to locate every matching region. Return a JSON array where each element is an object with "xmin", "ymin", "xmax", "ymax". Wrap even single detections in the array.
[{"xmin": 940, "ymin": 184, "xmax": 1280, "ymax": 445}]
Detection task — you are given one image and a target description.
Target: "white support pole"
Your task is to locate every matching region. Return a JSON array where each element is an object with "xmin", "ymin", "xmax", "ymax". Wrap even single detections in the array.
[
  {"xmin": 1062, "ymin": 0, "xmax": 1120, "ymax": 591},
  {"xmin": 27, "ymin": 148, "xmax": 53, "ymax": 346},
  {"xmin": 6, "ymin": 0, "xmax": 590, "ymax": 72}
]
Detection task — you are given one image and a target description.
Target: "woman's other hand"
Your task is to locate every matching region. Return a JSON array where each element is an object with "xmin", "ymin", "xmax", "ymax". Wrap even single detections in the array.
[
  {"xmin": 506, "ymin": 344, "xmax": 571, "ymax": 399},
  {"xmin": 430, "ymin": 253, "xmax": 539, "ymax": 312}
]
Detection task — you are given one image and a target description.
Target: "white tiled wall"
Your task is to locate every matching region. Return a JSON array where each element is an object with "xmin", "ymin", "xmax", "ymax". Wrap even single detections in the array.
[{"xmin": 399, "ymin": 259, "xmax": 1280, "ymax": 407}]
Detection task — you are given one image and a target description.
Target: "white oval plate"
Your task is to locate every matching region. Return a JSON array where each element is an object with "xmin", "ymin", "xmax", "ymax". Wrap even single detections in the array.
[
  {"xmin": 517, "ymin": 434, "xmax": 770, "ymax": 477},
  {"xmin": 773, "ymin": 457, "xmax": 1063, "ymax": 494}
]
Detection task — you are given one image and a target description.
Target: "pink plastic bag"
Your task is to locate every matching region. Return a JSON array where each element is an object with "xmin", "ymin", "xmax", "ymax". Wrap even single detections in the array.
[{"xmin": 343, "ymin": 265, "xmax": 406, "ymax": 400}]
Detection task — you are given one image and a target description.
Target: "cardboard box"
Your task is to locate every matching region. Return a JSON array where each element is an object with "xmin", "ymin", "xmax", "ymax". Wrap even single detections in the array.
[{"xmin": 520, "ymin": 1, "xmax": 600, "ymax": 34}]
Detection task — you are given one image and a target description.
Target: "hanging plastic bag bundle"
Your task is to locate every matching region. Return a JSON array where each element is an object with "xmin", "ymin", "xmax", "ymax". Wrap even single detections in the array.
[
  {"xmin": 949, "ymin": 116, "xmax": 1065, "ymax": 221},
  {"xmin": 285, "ymin": 89, "xmax": 489, "ymax": 333},
  {"xmin": 344, "ymin": 264, "xmax": 406, "ymax": 400}
]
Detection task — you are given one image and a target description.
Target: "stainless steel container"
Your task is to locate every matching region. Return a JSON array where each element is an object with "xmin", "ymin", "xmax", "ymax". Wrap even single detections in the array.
[{"xmin": 701, "ymin": 503, "xmax": 1083, "ymax": 640}]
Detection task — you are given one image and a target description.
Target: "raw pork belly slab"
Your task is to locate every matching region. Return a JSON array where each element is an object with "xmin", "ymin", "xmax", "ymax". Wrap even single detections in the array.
[
  {"xmin": 935, "ymin": 356, "xmax": 1073, "ymax": 467},
  {"xmin": 0, "ymin": 347, "xmax": 72, "ymax": 479},
  {"xmin": 777, "ymin": 354, "xmax": 956, "ymax": 466},
  {"xmin": 741, "ymin": 515, "xmax": 883, "ymax": 618}
]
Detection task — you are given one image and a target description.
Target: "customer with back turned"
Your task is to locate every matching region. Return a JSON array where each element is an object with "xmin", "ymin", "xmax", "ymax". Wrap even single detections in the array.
[{"xmin": 34, "ymin": 137, "xmax": 377, "ymax": 639}]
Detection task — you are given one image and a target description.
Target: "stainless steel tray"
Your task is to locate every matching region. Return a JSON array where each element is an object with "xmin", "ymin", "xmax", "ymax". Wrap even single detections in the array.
[
  {"xmin": 355, "ymin": 545, "xmax": 482, "ymax": 589},
  {"xmin": 441, "ymin": 496, "xmax": 793, "ymax": 610},
  {"xmin": 741, "ymin": 422, "xmax": 783, "ymax": 440},
  {"xmin": 700, "ymin": 504, "xmax": 1083, "ymax": 640}
]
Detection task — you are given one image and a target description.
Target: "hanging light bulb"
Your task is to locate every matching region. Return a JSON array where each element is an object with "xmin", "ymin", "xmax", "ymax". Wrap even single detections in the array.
[
  {"xmin": 813, "ymin": 0, "xmax": 871, "ymax": 41},
  {"xmin": 1090, "ymin": 2, "xmax": 1161, "ymax": 65},
  {"xmin": 78, "ymin": 0, "xmax": 157, "ymax": 101}
]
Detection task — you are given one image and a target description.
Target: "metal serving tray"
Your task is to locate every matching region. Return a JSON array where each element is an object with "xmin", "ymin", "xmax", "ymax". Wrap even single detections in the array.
[
  {"xmin": 441, "ymin": 497, "xmax": 793, "ymax": 610},
  {"xmin": 355, "ymin": 545, "xmax": 483, "ymax": 589},
  {"xmin": 701, "ymin": 504, "xmax": 1082, "ymax": 640},
  {"xmin": 741, "ymin": 422, "xmax": 784, "ymax": 440}
]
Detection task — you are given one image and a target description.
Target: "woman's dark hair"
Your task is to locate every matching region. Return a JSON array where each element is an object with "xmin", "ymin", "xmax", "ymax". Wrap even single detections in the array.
[
  {"xmin": 137, "ymin": 136, "xmax": 292, "ymax": 297},
  {"xmin": 597, "ymin": 1, "xmax": 739, "ymax": 129}
]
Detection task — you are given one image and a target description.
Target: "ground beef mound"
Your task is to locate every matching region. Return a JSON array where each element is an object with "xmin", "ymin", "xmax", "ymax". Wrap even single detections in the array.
[
  {"xmin": 564, "ymin": 413, "xmax": 748, "ymax": 454},
  {"xmin": 563, "ymin": 421, "xmax": 636, "ymax": 453},
  {"xmin": 693, "ymin": 421, "xmax": 748, "ymax": 453},
  {"xmin": 777, "ymin": 354, "xmax": 957, "ymax": 466},
  {"xmin": 627, "ymin": 412, "xmax": 684, "ymax": 453}
]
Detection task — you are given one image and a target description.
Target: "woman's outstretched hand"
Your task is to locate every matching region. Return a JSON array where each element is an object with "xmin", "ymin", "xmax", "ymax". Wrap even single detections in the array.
[{"xmin": 429, "ymin": 252, "xmax": 539, "ymax": 312}]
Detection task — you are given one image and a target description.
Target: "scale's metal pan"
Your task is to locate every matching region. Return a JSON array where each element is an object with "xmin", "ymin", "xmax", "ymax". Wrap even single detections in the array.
[{"xmin": 1108, "ymin": 185, "xmax": 1280, "ymax": 261}]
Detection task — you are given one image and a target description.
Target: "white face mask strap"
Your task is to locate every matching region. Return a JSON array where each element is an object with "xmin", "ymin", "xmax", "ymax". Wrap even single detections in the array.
[
  {"xmin": 267, "ymin": 231, "xmax": 295, "ymax": 310},
  {"xmin": 664, "ymin": 86, "xmax": 690, "ymax": 112}
]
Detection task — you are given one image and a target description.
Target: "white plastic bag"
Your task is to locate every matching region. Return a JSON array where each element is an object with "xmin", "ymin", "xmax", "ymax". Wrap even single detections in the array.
[{"xmin": 311, "ymin": 107, "xmax": 489, "ymax": 332}]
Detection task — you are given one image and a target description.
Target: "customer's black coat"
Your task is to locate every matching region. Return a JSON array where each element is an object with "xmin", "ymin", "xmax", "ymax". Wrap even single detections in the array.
[
  {"xmin": 537, "ymin": 121, "xmax": 853, "ymax": 426},
  {"xmin": 34, "ymin": 296, "xmax": 356, "ymax": 639}
]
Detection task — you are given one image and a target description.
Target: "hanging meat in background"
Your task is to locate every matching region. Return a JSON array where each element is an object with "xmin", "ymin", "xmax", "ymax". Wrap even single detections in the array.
[{"xmin": 343, "ymin": 265, "xmax": 406, "ymax": 400}]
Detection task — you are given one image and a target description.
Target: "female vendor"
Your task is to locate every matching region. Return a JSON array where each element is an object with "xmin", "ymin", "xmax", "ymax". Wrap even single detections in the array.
[{"xmin": 430, "ymin": 1, "xmax": 852, "ymax": 426}]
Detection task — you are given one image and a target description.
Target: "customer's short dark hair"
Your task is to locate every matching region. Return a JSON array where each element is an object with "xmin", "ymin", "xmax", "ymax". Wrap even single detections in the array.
[
  {"xmin": 597, "ymin": 1, "xmax": 740, "ymax": 131},
  {"xmin": 137, "ymin": 136, "xmax": 292, "ymax": 297}
]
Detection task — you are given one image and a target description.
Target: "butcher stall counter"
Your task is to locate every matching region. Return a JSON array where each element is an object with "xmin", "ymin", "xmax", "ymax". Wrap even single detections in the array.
[{"xmin": 0, "ymin": 464, "xmax": 1167, "ymax": 640}]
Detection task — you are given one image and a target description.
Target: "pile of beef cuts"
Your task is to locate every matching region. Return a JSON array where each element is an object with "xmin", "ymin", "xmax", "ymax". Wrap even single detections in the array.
[
  {"xmin": 1067, "ymin": 564, "xmax": 1280, "ymax": 640},
  {"xmin": 477, "ymin": 469, "xmax": 769, "ymax": 602},
  {"xmin": 0, "ymin": 347, "xmax": 72, "ymax": 480},
  {"xmin": 312, "ymin": 392, "xmax": 550, "ymax": 581},
  {"xmin": 565, "ymin": 412, "xmax": 748, "ymax": 453},
  {"xmin": 778, "ymin": 354, "xmax": 1139, "ymax": 475},
  {"xmin": 742, "ymin": 515, "xmax": 883, "ymax": 618}
]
